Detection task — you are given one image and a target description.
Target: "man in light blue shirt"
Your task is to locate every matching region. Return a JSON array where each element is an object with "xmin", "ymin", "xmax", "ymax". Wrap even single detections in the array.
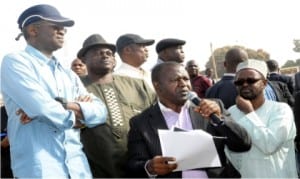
[{"xmin": 1, "ymin": 4, "xmax": 107, "ymax": 178}]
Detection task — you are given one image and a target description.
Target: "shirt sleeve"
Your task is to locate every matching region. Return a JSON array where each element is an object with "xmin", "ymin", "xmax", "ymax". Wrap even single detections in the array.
[
  {"xmin": 232, "ymin": 103, "xmax": 295, "ymax": 154},
  {"xmin": 1, "ymin": 54, "xmax": 78, "ymax": 129},
  {"xmin": 71, "ymin": 74, "xmax": 107, "ymax": 128}
]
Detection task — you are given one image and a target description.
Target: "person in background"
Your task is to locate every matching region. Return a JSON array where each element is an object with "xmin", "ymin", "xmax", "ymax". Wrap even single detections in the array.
[
  {"xmin": 1, "ymin": 93, "xmax": 13, "ymax": 178},
  {"xmin": 205, "ymin": 48, "xmax": 248, "ymax": 109},
  {"xmin": 77, "ymin": 34, "xmax": 156, "ymax": 177},
  {"xmin": 226, "ymin": 59, "xmax": 297, "ymax": 178},
  {"xmin": 155, "ymin": 38, "xmax": 186, "ymax": 66},
  {"xmin": 266, "ymin": 59, "xmax": 294, "ymax": 94},
  {"xmin": 206, "ymin": 49, "xmax": 294, "ymax": 109},
  {"xmin": 71, "ymin": 58, "xmax": 87, "ymax": 76},
  {"xmin": 294, "ymin": 71, "xmax": 300, "ymax": 93},
  {"xmin": 294, "ymin": 90, "xmax": 300, "ymax": 177},
  {"xmin": 127, "ymin": 62, "xmax": 251, "ymax": 178},
  {"xmin": 185, "ymin": 59, "xmax": 212, "ymax": 98},
  {"xmin": 1, "ymin": 4, "xmax": 107, "ymax": 178},
  {"xmin": 294, "ymin": 71, "xmax": 300, "ymax": 177},
  {"xmin": 114, "ymin": 33, "xmax": 155, "ymax": 88},
  {"xmin": 205, "ymin": 67, "xmax": 216, "ymax": 85}
]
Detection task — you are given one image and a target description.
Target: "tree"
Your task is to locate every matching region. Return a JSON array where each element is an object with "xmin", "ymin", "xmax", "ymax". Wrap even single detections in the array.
[{"xmin": 282, "ymin": 60, "xmax": 296, "ymax": 68}]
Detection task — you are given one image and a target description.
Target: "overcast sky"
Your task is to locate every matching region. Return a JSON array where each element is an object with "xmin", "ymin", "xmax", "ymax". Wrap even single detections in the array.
[{"xmin": 1, "ymin": 0, "xmax": 300, "ymax": 71}]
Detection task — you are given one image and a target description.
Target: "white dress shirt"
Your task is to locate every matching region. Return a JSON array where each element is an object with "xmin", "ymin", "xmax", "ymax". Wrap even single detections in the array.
[{"xmin": 114, "ymin": 62, "xmax": 153, "ymax": 89}]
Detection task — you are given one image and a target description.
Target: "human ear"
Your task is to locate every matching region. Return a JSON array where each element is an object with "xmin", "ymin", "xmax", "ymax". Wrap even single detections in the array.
[
  {"xmin": 27, "ymin": 24, "xmax": 39, "ymax": 37},
  {"xmin": 153, "ymin": 81, "xmax": 160, "ymax": 92}
]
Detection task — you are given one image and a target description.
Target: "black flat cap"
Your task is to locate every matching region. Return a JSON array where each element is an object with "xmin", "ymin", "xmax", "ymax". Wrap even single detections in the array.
[
  {"xmin": 116, "ymin": 33, "xmax": 155, "ymax": 53},
  {"xmin": 18, "ymin": 4, "xmax": 74, "ymax": 30},
  {"xmin": 77, "ymin": 34, "xmax": 116, "ymax": 58},
  {"xmin": 156, "ymin": 38, "xmax": 186, "ymax": 53}
]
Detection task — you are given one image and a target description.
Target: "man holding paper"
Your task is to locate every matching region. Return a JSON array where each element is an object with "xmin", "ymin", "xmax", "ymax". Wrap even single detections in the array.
[{"xmin": 126, "ymin": 62, "xmax": 251, "ymax": 178}]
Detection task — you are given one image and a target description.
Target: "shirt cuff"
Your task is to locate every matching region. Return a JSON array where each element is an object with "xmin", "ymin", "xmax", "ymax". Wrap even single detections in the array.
[{"xmin": 144, "ymin": 160, "xmax": 157, "ymax": 178}]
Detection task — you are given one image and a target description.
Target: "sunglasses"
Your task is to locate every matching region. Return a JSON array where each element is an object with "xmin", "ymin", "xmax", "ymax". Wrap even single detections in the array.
[{"xmin": 234, "ymin": 78, "xmax": 262, "ymax": 86}]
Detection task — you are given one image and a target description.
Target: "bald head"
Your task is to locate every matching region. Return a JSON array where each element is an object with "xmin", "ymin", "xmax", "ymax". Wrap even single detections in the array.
[{"xmin": 224, "ymin": 48, "xmax": 248, "ymax": 73}]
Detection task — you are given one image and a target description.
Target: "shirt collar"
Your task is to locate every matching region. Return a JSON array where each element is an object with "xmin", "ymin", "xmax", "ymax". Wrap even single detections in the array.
[
  {"xmin": 158, "ymin": 100, "xmax": 190, "ymax": 114},
  {"xmin": 25, "ymin": 45, "xmax": 60, "ymax": 66},
  {"xmin": 120, "ymin": 62, "xmax": 145, "ymax": 72},
  {"xmin": 223, "ymin": 73, "xmax": 236, "ymax": 77}
]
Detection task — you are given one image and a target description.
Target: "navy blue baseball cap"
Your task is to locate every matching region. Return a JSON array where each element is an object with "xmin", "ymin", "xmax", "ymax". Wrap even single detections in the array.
[{"xmin": 17, "ymin": 4, "xmax": 74, "ymax": 30}]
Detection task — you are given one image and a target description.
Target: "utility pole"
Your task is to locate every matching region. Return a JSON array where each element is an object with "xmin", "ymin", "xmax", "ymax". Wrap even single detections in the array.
[
  {"xmin": 210, "ymin": 42, "xmax": 218, "ymax": 80},
  {"xmin": 293, "ymin": 39, "xmax": 300, "ymax": 52}
]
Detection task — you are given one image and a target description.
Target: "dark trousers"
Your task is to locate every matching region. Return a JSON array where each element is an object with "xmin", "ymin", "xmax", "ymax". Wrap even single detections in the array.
[{"xmin": 1, "ymin": 146, "xmax": 13, "ymax": 178}]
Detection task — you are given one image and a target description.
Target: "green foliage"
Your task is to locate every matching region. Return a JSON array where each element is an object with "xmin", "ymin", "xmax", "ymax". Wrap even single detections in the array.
[{"xmin": 282, "ymin": 59, "xmax": 300, "ymax": 68}]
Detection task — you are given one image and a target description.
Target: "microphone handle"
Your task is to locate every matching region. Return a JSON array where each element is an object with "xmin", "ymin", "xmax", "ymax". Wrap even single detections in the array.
[
  {"xmin": 209, "ymin": 113, "xmax": 223, "ymax": 125},
  {"xmin": 191, "ymin": 98, "xmax": 201, "ymax": 106},
  {"xmin": 191, "ymin": 97, "xmax": 223, "ymax": 125}
]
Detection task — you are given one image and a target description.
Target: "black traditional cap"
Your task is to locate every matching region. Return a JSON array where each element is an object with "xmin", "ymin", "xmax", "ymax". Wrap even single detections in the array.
[
  {"xmin": 116, "ymin": 33, "xmax": 155, "ymax": 53},
  {"xmin": 156, "ymin": 38, "xmax": 186, "ymax": 53},
  {"xmin": 17, "ymin": 4, "xmax": 74, "ymax": 30},
  {"xmin": 77, "ymin": 34, "xmax": 116, "ymax": 58}
]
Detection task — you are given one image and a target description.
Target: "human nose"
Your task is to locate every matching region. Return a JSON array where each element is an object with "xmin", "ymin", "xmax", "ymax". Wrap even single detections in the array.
[{"xmin": 177, "ymin": 78, "xmax": 188, "ymax": 87}]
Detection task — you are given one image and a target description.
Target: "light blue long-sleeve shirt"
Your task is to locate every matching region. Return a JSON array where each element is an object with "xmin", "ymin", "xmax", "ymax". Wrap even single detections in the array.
[{"xmin": 1, "ymin": 45, "xmax": 107, "ymax": 178}]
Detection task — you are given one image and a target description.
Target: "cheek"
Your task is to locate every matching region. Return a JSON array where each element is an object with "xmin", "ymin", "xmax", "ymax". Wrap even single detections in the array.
[{"xmin": 186, "ymin": 81, "xmax": 192, "ymax": 89}]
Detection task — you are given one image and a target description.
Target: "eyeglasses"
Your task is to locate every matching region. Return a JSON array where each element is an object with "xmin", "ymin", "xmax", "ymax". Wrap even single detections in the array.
[{"xmin": 234, "ymin": 78, "xmax": 262, "ymax": 86}]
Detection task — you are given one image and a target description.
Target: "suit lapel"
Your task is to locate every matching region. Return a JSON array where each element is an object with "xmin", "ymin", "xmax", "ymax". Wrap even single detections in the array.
[
  {"xmin": 148, "ymin": 103, "xmax": 169, "ymax": 135},
  {"xmin": 189, "ymin": 106, "xmax": 207, "ymax": 130}
]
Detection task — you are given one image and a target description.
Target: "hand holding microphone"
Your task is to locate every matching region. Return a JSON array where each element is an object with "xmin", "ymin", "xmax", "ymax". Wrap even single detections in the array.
[{"xmin": 187, "ymin": 91, "xmax": 223, "ymax": 125}]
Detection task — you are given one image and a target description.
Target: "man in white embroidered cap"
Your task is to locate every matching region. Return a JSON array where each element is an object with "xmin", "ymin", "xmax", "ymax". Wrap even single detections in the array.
[
  {"xmin": 1, "ymin": 4, "xmax": 108, "ymax": 178},
  {"xmin": 225, "ymin": 59, "xmax": 297, "ymax": 178}
]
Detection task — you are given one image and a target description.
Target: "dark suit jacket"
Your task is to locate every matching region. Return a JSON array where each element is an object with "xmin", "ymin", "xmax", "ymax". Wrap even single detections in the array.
[
  {"xmin": 268, "ymin": 73, "xmax": 294, "ymax": 94},
  {"xmin": 205, "ymin": 75, "xmax": 237, "ymax": 109},
  {"xmin": 294, "ymin": 92, "xmax": 300, "ymax": 143},
  {"xmin": 295, "ymin": 72, "xmax": 300, "ymax": 93},
  {"xmin": 268, "ymin": 81, "xmax": 295, "ymax": 107},
  {"xmin": 127, "ymin": 102, "xmax": 251, "ymax": 178}
]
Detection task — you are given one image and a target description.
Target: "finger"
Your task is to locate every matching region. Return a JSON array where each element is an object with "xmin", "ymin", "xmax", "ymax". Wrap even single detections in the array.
[
  {"xmin": 86, "ymin": 95, "xmax": 92, "ymax": 102},
  {"xmin": 82, "ymin": 95, "xmax": 91, "ymax": 102},
  {"xmin": 77, "ymin": 95, "xmax": 91, "ymax": 102},
  {"xmin": 164, "ymin": 157, "xmax": 176, "ymax": 162},
  {"xmin": 20, "ymin": 114, "xmax": 32, "ymax": 124},
  {"xmin": 22, "ymin": 119, "xmax": 31, "ymax": 124},
  {"xmin": 16, "ymin": 109, "xmax": 23, "ymax": 115},
  {"xmin": 76, "ymin": 96, "xmax": 83, "ymax": 101}
]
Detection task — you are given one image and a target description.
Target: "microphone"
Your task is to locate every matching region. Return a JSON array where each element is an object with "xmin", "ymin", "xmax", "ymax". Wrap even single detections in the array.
[{"xmin": 187, "ymin": 91, "xmax": 223, "ymax": 125}]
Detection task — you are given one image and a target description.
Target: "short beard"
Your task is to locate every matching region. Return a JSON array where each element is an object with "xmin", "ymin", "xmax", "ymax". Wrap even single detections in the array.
[{"xmin": 240, "ymin": 93, "xmax": 257, "ymax": 100}]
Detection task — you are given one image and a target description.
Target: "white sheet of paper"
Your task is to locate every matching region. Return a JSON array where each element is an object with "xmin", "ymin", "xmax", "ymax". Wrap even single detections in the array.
[{"xmin": 158, "ymin": 129, "xmax": 221, "ymax": 171}]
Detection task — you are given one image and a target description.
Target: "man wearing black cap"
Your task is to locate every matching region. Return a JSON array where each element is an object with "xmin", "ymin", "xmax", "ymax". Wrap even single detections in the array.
[
  {"xmin": 114, "ymin": 33, "xmax": 155, "ymax": 88},
  {"xmin": 155, "ymin": 38, "xmax": 186, "ymax": 66},
  {"xmin": 77, "ymin": 34, "xmax": 156, "ymax": 177},
  {"xmin": 1, "ymin": 4, "xmax": 107, "ymax": 178}
]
